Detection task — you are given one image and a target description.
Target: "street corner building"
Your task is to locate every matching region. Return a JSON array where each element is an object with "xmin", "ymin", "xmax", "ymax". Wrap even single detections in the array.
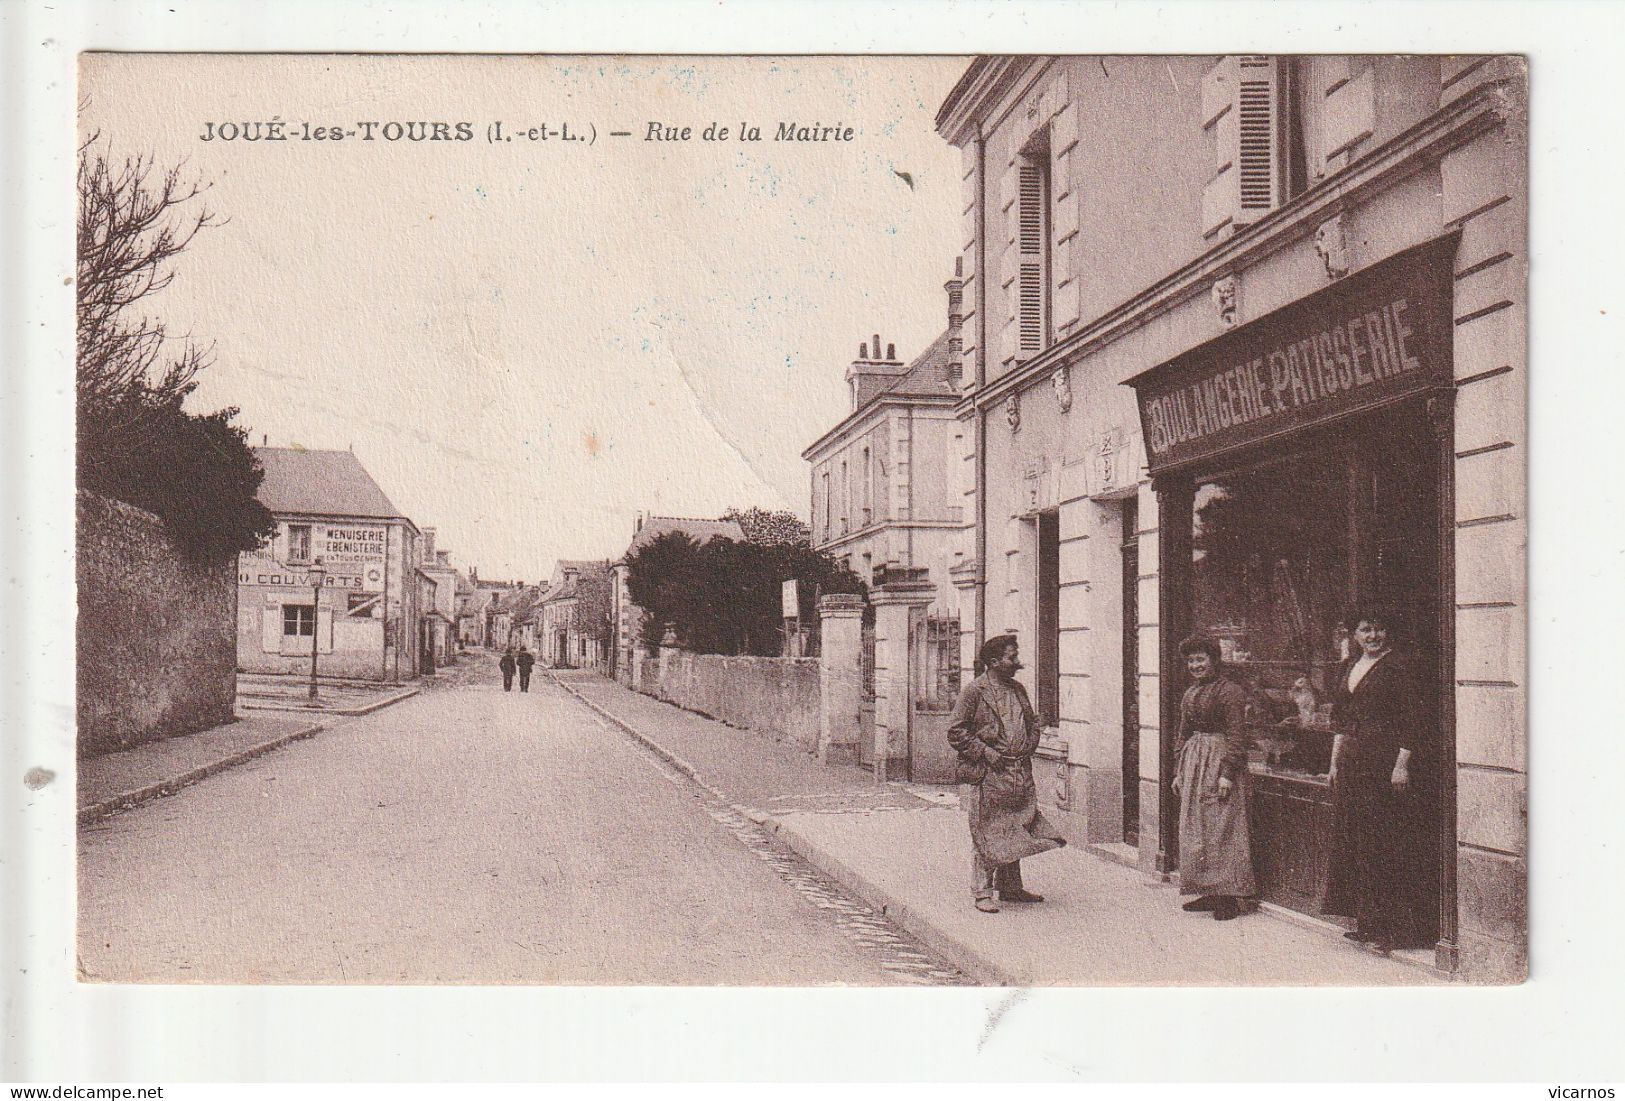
[
  {"xmin": 237, "ymin": 447, "xmax": 428, "ymax": 684},
  {"xmin": 936, "ymin": 55, "xmax": 1525, "ymax": 981}
]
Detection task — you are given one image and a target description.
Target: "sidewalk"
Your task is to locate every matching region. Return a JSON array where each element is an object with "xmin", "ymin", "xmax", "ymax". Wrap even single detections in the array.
[
  {"xmin": 235, "ymin": 673, "xmax": 418, "ymax": 716},
  {"xmin": 554, "ymin": 670, "xmax": 1444, "ymax": 987},
  {"xmin": 78, "ymin": 714, "xmax": 323, "ymax": 823}
]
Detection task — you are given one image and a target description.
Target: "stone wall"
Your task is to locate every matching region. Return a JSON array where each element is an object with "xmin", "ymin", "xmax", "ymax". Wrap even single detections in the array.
[
  {"xmin": 636, "ymin": 650, "xmax": 822, "ymax": 753},
  {"xmin": 77, "ymin": 491, "xmax": 238, "ymax": 756}
]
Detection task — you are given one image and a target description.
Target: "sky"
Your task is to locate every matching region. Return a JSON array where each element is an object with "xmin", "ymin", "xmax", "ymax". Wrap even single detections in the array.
[{"xmin": 79, "ymin": 54, "xmax": 966, "ymax": 581}]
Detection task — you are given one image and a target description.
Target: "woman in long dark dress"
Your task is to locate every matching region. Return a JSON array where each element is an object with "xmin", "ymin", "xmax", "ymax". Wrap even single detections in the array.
[{"xmin": 1325, "ymin": 607, "xmax": 1433, "ymax": 951}]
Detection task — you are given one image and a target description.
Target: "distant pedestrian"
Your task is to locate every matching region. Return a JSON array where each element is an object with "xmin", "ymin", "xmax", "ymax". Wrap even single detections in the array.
[
  {"xmin": 946, "ymin": 634, "xmax": 1066, "ymax": 913},
  {"xmin": 516, "ymin": 646, "xmax": 535, "ymax": 692},
  {"xmin": 499, "ymin": 647, "xmax": 516, "ymax": 691},
  {"xmin": 1171, "ymin": 635, "xmax": 1257, "ymax": 922}
]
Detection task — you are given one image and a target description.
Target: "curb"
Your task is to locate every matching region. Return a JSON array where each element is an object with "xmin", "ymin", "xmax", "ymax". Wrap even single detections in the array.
[
  {"xmin": 77, "ymin": 720, "xmax": 324, "ymax": 824},
  {"xmin": 550, "ymin": 675, "xmax": 731, "ymax": 805},
  {"xmin": 238, "ymin": 687, "xmax": 419, "ymax": 717},
  {"xmin": 551, "ymin": 673, "xmax": 1015, "ymax": 987},
  {"xmin": 761, "ymin": 811, "xmax": 1018, "ymax": 987}
]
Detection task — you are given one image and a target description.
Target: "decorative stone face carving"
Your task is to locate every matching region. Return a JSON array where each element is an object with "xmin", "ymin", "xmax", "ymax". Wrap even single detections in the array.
[
  {"xmin": 1051, "ymin": 366, "xmax": 1073, "ymax": 413},
  {"xmin": 1212, "ymin": 275, "xmax": 1238, "ymax": 329},
  {"xmin": 1006, "ymin": 393, "xmax": 1021, "ymax": 433},
  {"xmin": 1314, "ymin": 214, "xmax": 1350, "ymax": 279}
]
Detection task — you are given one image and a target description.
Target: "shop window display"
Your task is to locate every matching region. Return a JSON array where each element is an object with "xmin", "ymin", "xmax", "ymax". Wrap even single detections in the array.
[{"xmin": 1191, "ymin": 451, "xmax": 1350, "ymax": 782}]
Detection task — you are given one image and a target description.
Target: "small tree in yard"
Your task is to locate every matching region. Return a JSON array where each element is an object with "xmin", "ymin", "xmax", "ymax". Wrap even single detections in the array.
[
  {"xmin": 624, "ymin": 525, "xmax": 865, "ymax": 658},
  {"xmin": 77, "ymin": 135, "xmax": 273, "ymax": 561},
  {"xmin": 625, "ymin": 531, "xmax": 704, "ymax": 654}
]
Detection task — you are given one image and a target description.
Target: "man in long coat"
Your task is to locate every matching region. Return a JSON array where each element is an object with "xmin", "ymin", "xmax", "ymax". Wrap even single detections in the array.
[
  {"xmin": 515, "ymin": 646, "xmax": 536, "ymax": 692},
  {"xmin": 946, "ymin": 634, "xmax": 1067, "ymax": 913},
  {"xmin": 499, "ymin": 648, "xmax": 516, "ymax": 691}
]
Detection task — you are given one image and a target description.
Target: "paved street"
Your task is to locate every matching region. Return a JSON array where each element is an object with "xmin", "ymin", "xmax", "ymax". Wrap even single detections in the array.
[{"xmin": 76, "ymin": 660, "xmax": 966, "ymax": 985}]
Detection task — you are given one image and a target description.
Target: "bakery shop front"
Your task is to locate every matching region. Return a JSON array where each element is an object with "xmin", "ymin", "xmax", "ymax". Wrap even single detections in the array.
[{"xmin": 1127, "ymin": 234, "xmax": 1459, "ymax": 952}]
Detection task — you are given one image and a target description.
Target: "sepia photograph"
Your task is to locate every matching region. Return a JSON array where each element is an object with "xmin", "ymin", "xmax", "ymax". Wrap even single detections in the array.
[
  {"xmin": 17, "ymin": 0, "xmax": 1625, "ymax": 1081},
  {"xmin": 67, "ymin": 49, "xmax": 1529, "ymax": 992}
]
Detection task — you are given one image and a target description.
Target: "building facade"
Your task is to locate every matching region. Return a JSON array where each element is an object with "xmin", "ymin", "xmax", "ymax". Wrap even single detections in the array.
[
  {"xmin": 491, "ymin": 584, "xmax": 543, "ymax": 652},
  {"xmin": 416, "ymin": 530, "xmax": 459, "ymax": 672},
  {"xmin": 802, "ymin": 306, "xmax": 968, "ymax": 608},
  {"xmin": 938, "ymin": 55, "xmax": 1525, "ymax": 980},
  {"xmin": 539, "ymin": 559, "xmax": 611, "ymax": 669},
  {"xmin": 454, "ymin": 571, "xmax": 479, "ymax": 647},
  {"xmin": 237, "ymin": 448, "xmax": 423, "ymax": 684}
]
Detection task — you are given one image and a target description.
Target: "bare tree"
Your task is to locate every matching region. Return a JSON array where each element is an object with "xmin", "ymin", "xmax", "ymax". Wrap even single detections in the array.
[
  {"xmin": 76, "ymin": 133, "xmax": 221, "ymax": 429},
  {"xmin": 75, "ymin": 134, "xmax": 273, "ymax": 561}
]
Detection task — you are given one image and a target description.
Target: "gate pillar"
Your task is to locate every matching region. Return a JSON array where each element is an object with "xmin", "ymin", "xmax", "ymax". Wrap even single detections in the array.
[{"xmin": 816, "ymin": 593, "xmax": 866, "ymax": 766}]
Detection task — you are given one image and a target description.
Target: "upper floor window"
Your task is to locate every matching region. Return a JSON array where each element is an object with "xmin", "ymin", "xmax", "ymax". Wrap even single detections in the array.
[
  {"xmin": 1016, "ymin": 129, "xmax": 1052, "ymax": 358},
  {"xmin": 287, "ymin": 523, "xmax": 312, "ymax": 564},
  {"xmin": 821, "ymin": 470, "xmax": 832, "ymax": 542},
  {"xmin": 861, "ymin": 446, "xmax": 872, "ymax": 525},
  {"xmin": 840, "ymin": 460, "xmax": 850, "ymax": 534},
  {"xmin": 1201, "ymin": 55, "xmax": 1312, "ymax": 240}
]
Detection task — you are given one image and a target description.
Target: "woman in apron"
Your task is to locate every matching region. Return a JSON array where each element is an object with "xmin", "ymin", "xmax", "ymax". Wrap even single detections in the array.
[{"xmin": 1172, "ymin": 635, "xmax": 1257, "ymax": 921}]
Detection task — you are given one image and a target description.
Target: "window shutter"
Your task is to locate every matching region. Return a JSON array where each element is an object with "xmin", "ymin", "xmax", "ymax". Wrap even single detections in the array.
[
  {"xmin": 1202, "ymin": 55, "xmax": 1284, "ymax": 238},
  {"xmin": 1234, "ymin": 55, "xmax": 1282, "ymax": 224},
  {"xmin": 318, "ymin": 606, "xmax": 334, "ymax": 654},
  {"xmin": 1017, "ymin": 163, "xmax": 1045, "ymax": 355},
  {"xmin": 262, "ymin": 606, "xmax": 282, "ymax": 652}
]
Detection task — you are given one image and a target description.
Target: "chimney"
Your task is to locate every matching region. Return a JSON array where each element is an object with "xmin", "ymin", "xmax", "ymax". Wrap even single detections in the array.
[
  {"xmin": 845, "ymin": 330, "xmax": 910, "ymax": 411},
  {"xmin": 945, "ymin": 257, "xmax": 966, "ymax": 388},
  {"xmin": 421, "ymin": 527, "xmax": 436, "ymax": 563},
  {"xmin": 436, "ymin": 550, "xmax": 450, "ymax": 567}
]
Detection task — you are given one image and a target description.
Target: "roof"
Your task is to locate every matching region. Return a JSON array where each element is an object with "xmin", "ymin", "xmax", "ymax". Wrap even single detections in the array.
[
  {"xmin": 554, "ymin": 558, "xmax": 610, "ymax": 574},
  {"xmin": 253, "ymin": 447, "xmax": 406, "ymax": 521},
  {"xmin": 935, "ymin": 57, "xmax": 995, "ymax": 131},
  {"xmin": 620, "ymin": 516, "xmax": 745, "ymax": 561},
  {"xmin": 493, "ymin": 586, "xmax": 546, "ymax": 622},
  {"xmin": 887, "ymin": 330, "xmax": 958, "ymax": 397},
  {"xmin": 801, "ymin": 329, "xmax": 959, "ymax": 459},
  {"xmin": 545, "ymin": 559, "xmax": 611, "ymax": 602}
]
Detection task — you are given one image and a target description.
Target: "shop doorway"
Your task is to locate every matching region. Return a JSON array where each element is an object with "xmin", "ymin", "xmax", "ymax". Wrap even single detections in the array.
[
  {"xmin": 1171, "ymin": 405, "xmax": 1445, "ymax": 942},
  {"xmin": 1035, "ymin": 510, "xmax": 1061, "ymax": 727},
  {"xmin": 1120, "ymin": 496, "xmax": 1140, "ymax": 846}
]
